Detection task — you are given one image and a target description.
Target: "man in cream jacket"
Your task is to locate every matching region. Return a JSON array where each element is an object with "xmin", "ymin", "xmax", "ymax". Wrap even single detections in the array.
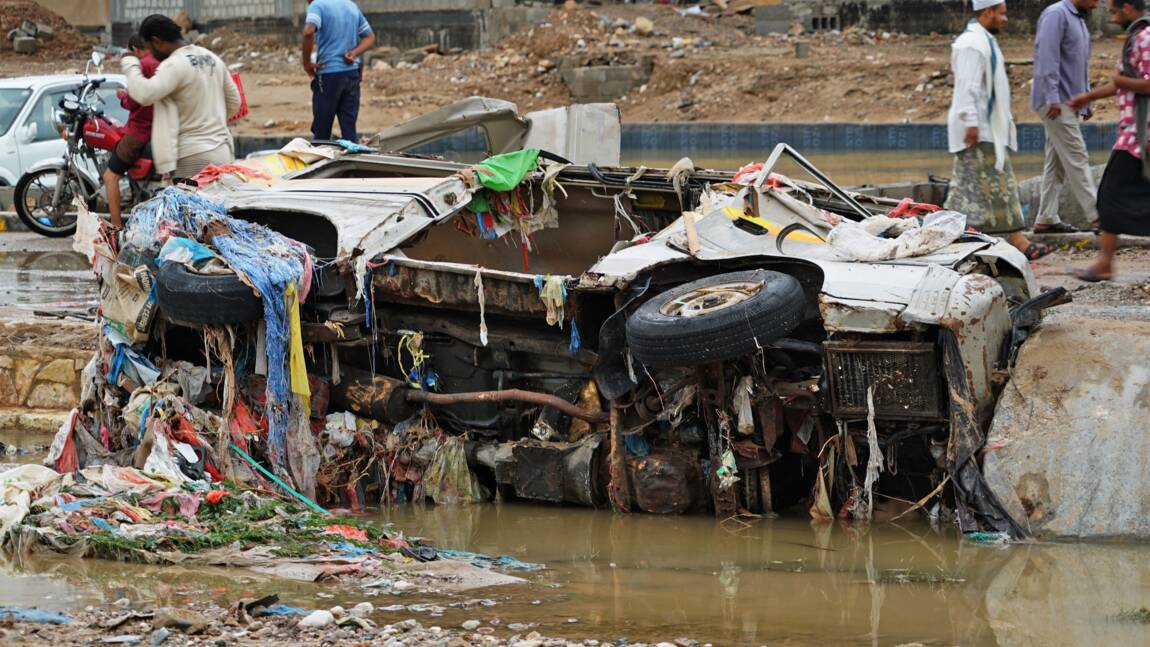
[
  {"xmin": 943, "ymin": 0, "xmax": 1052, "ymax": 260},
  {"xmin": 121, "ymin": 14, "xmax": 241, "ymax": 180}
]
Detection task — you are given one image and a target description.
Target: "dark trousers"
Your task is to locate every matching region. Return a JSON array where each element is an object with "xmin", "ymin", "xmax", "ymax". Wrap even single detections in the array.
[{"xmin": 310, "ymin": 69, "xmax": 361, "ymax": 142}]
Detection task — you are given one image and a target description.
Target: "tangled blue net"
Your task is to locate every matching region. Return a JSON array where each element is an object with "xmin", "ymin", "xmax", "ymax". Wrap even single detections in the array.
[{"xmin": 126, "ymin": 187, "xmax": 310, "ymax": 477}]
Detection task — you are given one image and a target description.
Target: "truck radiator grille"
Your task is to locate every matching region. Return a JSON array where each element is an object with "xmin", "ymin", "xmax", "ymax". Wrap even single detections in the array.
[{"xmin": 824, "ymin": 341, "xmax": 944, "ymax": 419}]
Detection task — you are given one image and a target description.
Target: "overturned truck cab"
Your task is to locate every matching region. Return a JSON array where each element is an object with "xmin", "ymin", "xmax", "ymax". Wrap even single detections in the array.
[{"xmin": 134, "ymin": 140, "xmax": 1057, "ymax": 536}]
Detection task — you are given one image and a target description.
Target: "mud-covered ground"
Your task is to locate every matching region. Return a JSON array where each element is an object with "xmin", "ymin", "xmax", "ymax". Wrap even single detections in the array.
[{"xmin": 0, "ymin": 5, "xmax": 1127, "ymax": 137}]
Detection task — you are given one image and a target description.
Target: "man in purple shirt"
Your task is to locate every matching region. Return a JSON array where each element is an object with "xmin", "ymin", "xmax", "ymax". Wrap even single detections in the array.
[{"xmin": 1030, "ymin": 0, "xmax": 1100, "ymax": 233}]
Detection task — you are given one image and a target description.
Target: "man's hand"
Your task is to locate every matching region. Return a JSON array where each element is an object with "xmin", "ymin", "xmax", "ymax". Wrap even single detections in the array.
[
  {"xmin": 343, "ymin": 50, "xmax": 357, "ymax": 64},
  {"xmin": 116, "ymin": 88, "xmax": 127, "ymax": 101},
  {"xmin": 1045, "ymin": 104, "xmax": 1062, "ymax": 120},
  {"xmin": 964, "ymin": 126, "xmax": 979, "ymax": 150},
  {"xmin": 303, "ymin": 60, "xmax": 323, "ymax": 79},
  {"xmin": 1067, "ymin": 92, "xmax": 1091, "ymax": 113},
  {"xmin": 1083, "ymin": 107, "xmax": 1094, "ymax": 121}
]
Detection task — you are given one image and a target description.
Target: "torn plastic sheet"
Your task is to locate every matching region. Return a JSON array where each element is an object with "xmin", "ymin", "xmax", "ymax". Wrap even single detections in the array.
[
  {"xmin": 0, "ymin": 607, "xmax": 71, "ymax": 625},
  {"xmin": 423, "ymin": 437, "xmax": 484, "ymax": 505},
  {"xmin": 534, "ymin": 275, "xmax": 566, "ymax": 327},
  {"xmin": 940, "ymin": 328, "xmax": 1028, "ymax": 539},
  {"xmin": 733, "ymin": 376, "xmax": 754, "ymax": 436},
  {"xmin": 0, "ymin": 464, "xmax": 63, "ymax": 536},
  {"xmin": 436, "ymin": 549, "xmax": 544, "ymax": 571},
  {"xmin": 475, "ymin": 269, "xmax": 489, "ymax": 346},
  {"xmin": 826, "ymin": 211, "xmax": 965, "ymax": 262},
  {"xmin": 158, "ymin": 237, "xmax": 216, "ymax": 266},
  {"xmin": 105, "ymin": 326, "xmax": 160, "ymax": 388}
]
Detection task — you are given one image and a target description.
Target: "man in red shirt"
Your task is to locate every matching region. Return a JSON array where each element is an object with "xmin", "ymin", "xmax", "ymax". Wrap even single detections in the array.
[
  {"xmin": 104, "ymin": 34, "xmax": 158, "ymax": 228},
  {"xmin": 1069, "ymin": 0, "xmax": 1150, "ymax": 280}
]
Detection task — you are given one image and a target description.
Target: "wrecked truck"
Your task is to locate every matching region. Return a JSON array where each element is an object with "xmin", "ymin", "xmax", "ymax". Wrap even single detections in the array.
[{"xmin": 93, "ymin": 133, "xmax": 1059, "ymax": 536}]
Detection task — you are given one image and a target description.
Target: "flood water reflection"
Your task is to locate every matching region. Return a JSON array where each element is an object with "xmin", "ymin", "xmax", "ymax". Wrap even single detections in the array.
[
  {"xmin": 383, "ymin": 504, "xmax": 1150, "ymax": 646},
  {"xmin": 1, "ymin": 487, "xmax": 1149, "ymax": 645}
]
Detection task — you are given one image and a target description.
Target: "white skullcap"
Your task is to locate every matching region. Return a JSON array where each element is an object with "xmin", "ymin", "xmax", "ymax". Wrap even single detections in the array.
[{"xmin": 972, "ymin": 0, "xmax": 1004, "ymax": 10}]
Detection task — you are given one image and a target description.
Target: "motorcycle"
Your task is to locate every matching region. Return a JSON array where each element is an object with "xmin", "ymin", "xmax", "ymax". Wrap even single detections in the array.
[{"xmin": 14, "ymin": 52, "xmax": 160, "ymax": 238}]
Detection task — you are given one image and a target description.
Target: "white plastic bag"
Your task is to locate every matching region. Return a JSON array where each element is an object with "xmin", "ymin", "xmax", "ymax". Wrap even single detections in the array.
[
  {"xmin": 826, "ymin": 211, "xmax": 966, "ymax": 262},
  {"xmin": 71, "ymin": 198, "xmax": 101, "ymax": 262}
]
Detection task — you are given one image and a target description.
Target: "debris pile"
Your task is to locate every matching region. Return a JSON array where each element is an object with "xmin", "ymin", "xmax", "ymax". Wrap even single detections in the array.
[{"xmin": 0, "ymin": 1, "xmax": 91, "ymax": 59}]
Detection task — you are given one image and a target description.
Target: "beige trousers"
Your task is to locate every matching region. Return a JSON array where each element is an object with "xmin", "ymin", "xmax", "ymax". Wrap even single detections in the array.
[
  {"xmin": 173, "ymin": 143, "xmax": 234, "ymax": 181},
  {"xmin": 1037, "ymin": 103, "xmax": 1098, "ymax": 225}
]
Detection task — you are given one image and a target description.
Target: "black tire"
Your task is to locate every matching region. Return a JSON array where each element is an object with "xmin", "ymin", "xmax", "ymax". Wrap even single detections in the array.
[
  {"xmin": 156, "ymin": 261, "xmax": 263, "ymax": 325},
  {"xmin": 14, "ymin": 168, "xmax": 89, "ymax": 237},
  {"xmin": 626, "ymin": 269, "xmax": 806, "ymax": 368}
]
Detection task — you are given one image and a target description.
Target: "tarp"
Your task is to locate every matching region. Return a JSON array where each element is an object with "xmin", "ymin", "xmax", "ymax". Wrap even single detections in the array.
[
  {"xmin": 473, "ymin": 149, "xmax": 540, "ymax": 192},
  {"xmin": 371, "ymin": 97, "xmax": 528, "ymax": 155}
]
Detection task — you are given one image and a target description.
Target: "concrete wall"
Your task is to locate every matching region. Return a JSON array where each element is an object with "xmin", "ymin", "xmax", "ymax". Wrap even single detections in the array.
[
  {"xmin": 760, "ymin": 0, "xmax": 1113, "ymax": 36},
  {"xmin": 107, "ymin": 0, "xmax": 544, "ymax": 51},
  {"xmin": 112, "ymin": 0, "xmax": 292, "ymax": 22},
  {"xmin": 34, "ymin": 0, "xmax": 112, "ymax": 28}
]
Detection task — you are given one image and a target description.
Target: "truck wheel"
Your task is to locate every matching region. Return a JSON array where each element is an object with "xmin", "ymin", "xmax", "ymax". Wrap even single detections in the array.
[
  {"xmin": 626, "ymin": 269, "xmax": 805, "ymax": 367},
  {"xmin": 156, "ymin": 261, "xmax": 263, "ymax": 325}
]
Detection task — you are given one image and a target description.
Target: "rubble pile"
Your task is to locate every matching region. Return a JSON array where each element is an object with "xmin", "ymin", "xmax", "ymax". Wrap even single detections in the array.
[
  {"xmin": 202, "ymin": 27, "xmax": 298, "ymax": 74},
  {"xmin": 0, "ymin": 0, "xmax": 91, "ymax": 60}
]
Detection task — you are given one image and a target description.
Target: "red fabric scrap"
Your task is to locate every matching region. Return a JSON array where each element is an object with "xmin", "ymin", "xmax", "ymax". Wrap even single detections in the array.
[
  {"xmin": 888, "ymin": 197, "xmax": 941, "ymax": 219},
  {"xmin": 322, "ymin": 524, "xmax": 368, "ymax": 542}
]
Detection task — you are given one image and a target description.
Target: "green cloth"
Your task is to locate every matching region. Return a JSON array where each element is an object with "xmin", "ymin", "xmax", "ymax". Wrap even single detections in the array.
[
  {"xmin": 473, "ymin": 148, "xmax": 540, "ymax": 192},
  {"xmin": 466, "ymin": 192, "xmax": 490, "ymax": 214}
]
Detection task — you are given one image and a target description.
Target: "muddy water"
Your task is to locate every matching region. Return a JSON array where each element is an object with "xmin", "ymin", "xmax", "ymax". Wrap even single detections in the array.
[
  {"xmin": 378, "ymin": 505, "xmax": 1150, "ymax": 645},
  {"xmin": 4, "ymin": 502, "xmax": 1150, "ymax": 646}
]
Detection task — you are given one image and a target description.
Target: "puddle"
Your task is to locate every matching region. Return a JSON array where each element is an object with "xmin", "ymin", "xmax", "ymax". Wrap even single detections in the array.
[
  {"xmin": 0, "ymin": 249, "xmax": 96, "ymax": 313},
  {"xmin": 0, "ymin": 429, "xmax": 53, "ymax": 464}
]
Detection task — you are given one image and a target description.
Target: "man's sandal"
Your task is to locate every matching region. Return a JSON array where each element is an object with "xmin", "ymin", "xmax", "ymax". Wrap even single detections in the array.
[
  {"xmin": 1033, "ymin": 222, "xmax": 1079, "ymax": 234},
  {"xmin": 1024, "ymin": 243, "xmax": 1053, "ymax": 260},
  {"xmin": 1072, "ymin": 268, "xmax": 1111, "ymax": 283}
]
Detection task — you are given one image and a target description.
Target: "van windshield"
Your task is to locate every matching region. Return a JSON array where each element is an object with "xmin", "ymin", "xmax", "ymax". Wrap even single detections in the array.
[{"xmin": 0, "ymin": 88, "xmax": 32, "ymax": 137}]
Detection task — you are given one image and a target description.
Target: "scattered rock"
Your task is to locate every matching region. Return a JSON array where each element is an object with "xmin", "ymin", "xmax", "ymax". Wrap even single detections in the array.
[
  {"xmin": 152, "ymin": 608, "xmax": 208, "ymax": 635},
  {"xmin": 462, "ymin": 620, "xmax": 481, "ymax": 630},
  {"xmin": 633, "ymin": 17, "xmax": 655, "ymax": 36},
  {"xmin": 350, "ymin": 602, "xmax": 374, "ymax": 618},
  {"xmin": 11, "ymin": 35, "xmax": 36, "ymax": 54},
  {"xmin": 297, "ymin": 610, "xmax": 335, "ymax": 628},
  {"xmin": 147, "ymin": 628, "xmax": 170, "ymax": 646}
]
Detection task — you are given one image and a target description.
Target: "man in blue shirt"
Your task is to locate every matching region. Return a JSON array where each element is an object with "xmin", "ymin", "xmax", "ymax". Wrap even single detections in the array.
[
  {"xmin": 1030, "ymin": 0, "xmax": 1100, "ymax": 233},
  {"xmin": 301, "ymin": 0, "xmax": 375, "ymax": 142}
]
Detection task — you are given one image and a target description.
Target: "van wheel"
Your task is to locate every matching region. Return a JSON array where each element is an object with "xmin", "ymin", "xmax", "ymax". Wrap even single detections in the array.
[{"xmin": 626, "ymin": 270, "xmax": 806, "ymax": 367}]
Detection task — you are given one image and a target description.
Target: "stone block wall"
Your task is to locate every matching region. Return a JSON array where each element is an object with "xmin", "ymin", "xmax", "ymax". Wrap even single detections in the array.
[
  {"xmin": 0, "ymin": 321, "xmax": 95, "ymax": 412},
  {"xmin": 0, "ymin": 350, "xmax": 89, "ymax": 410}
]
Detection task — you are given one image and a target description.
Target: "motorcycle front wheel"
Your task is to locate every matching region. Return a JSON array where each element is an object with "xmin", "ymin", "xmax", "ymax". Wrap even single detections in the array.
[{"xmin": 14, "ymin": 168, "xmax": 88, "ymax": 237}]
